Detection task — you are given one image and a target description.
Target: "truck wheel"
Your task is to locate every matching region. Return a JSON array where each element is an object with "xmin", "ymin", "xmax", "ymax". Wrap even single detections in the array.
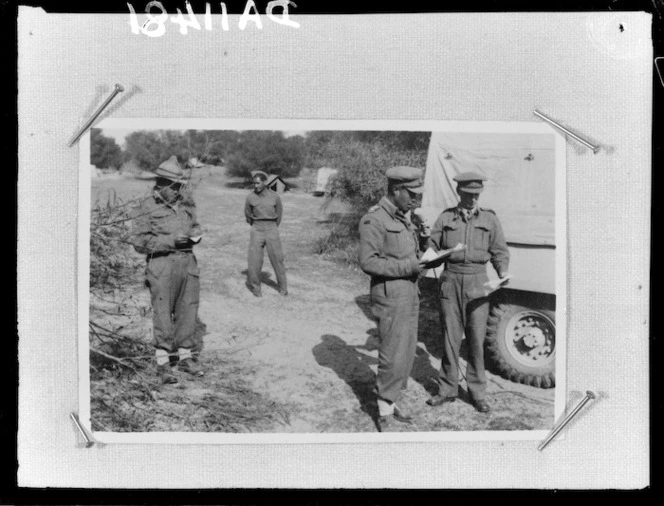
[{"xmin": 485, "ymin": 304, "xmax": 556, "ymax": 388}]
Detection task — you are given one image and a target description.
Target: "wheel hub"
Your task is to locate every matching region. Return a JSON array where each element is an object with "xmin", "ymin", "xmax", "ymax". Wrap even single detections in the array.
[{"xmin": 505, "ymin": 311, "xmax": 555, "ymax": 368}]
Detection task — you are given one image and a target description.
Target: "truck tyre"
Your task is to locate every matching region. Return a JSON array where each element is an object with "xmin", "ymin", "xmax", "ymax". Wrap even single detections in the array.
[{"xmin": 485, "ymin": 303, "xmax": 556, "ymax": 388}]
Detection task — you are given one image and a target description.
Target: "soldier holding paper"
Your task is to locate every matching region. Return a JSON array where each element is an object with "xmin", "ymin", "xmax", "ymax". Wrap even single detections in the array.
[{"xmin": 426, "ymin": 171, "xmax": 510, "ymax": 413}]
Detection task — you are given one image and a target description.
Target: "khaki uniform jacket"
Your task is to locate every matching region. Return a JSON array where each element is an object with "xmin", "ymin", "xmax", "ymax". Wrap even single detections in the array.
[
  {"xmin": 244, "ymin": 188, "xmax": 283, "ymax": 225},
  {"xmin": 130, "ymin": 192, "xmax": 202, "ymax": 255},
  {"xmin": 358, "ymin": 197, "xmax": 421, "ymax": 281},
  {"xmin": 429, "ymin": 206, "xmax": 509, "ymax": 276}
]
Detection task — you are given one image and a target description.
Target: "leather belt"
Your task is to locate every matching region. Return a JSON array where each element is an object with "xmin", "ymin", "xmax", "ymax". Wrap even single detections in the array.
[
  {"xmin": 148, "ymin": 250, "xmax": 192, "ymax": 260},
  {"xmin": 445, "ymin": 263, "xmax": 486, "ymax": 274}
]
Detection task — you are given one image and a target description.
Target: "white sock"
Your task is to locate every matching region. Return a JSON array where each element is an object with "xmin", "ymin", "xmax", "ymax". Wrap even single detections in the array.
[
  {"xmin": 155, "ymin": 348, "xmax": 169, "ymax": 366},
  {"xmin": 178, "ymin": 348, "xmax": 192, "ymax": 361}
]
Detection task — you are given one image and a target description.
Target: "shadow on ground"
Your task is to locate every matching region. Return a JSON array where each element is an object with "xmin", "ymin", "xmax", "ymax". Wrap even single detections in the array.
[
  {"xmin": 354, "ymin": 282, "xmax": 475, "ymax": 401},
  {"xmin": 240, "ymin": 269, "xmax": 280, "ymax": 292},
  {"xmin": 312, "ymin": 334, "xmax": 380, "ymax": 430}
]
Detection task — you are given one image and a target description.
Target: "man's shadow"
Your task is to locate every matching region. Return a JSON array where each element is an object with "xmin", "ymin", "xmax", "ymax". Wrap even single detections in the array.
[
  {"xmin": 240, "ymin": 269, "xmax": 279, "ymax": 292},
  {"xmin": 312, "ymin": 334, "xmax": 381, "ymax": 430},
  {"xmin": 354, "ymin": 284, "xmax": 474, "ymax": 403}
]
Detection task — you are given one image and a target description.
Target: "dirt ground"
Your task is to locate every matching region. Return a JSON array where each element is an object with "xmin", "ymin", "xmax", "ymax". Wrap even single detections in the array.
[{"xmin": 90, "ymin": 167, "xmax": 555, "ymax": 433}]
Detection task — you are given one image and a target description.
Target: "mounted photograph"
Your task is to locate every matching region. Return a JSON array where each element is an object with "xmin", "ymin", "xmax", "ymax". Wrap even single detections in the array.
[{"xmin": 78, "ymin": 119, "xmax": 566, "ymax": 444}]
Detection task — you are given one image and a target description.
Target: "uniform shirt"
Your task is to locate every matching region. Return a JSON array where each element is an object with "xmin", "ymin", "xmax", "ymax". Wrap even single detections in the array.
[
  {"xmin": 130, "ymin": 191, "xmax": 202, "ymax": 255},
  {"xmin": 245, "ymin": 188, "xmax": 283, "ymax": 225},
  {"xmin": 359, "ymin": 196, "xmax": 421, "ymax": 280},
  {"xmin": 429, "ymin": 206, "xmax": 509, "ymax": 276}
]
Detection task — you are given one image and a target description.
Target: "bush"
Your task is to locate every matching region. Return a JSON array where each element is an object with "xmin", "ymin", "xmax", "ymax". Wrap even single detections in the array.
[
  {"xmin": 308, "ymin": 132, "xmax": 430, "ymax": 260},
  {"xmin": 90, "ymin": 129, "xmax": 124, "ymax": 170},
  {"xmin": 310, "ymin": 132, "xmax": 430, "ymax": 214},
  {"xmin": 225, "ymin": 131, "xmax": 305, "ymax": 179},
  {"xmin": 90, "ymin": 189, "xmax": 144, "ymax": 289},
  {"xmin": 124, "ymin": 130, "xmax": 174, "ymax": 171}
]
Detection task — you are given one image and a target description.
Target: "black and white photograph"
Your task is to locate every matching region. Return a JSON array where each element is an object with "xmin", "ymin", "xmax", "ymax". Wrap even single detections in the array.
[
  {"xmin": 17, "ymin": 7, "xmax": 652, "ymax": 488},
  {"xmin": 79, "ymin": 119, "xmax": 566, "ymax": 443}
]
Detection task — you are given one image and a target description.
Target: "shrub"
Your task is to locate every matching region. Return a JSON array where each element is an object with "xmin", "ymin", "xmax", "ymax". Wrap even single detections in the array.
[
  {"xmin": 225, "ymin": 131, "xmax": 305, "ymax": 179},
  {"xmin": 306, "ymin": 132, "xmax": 429, "ymax": 210},
  {"xmin": 309, "ymin": 132, "xmax": 430, "ymax": 260},
  {"xmin": 90, "ymin": 129, "xmax": 124, "ymax": 170}
]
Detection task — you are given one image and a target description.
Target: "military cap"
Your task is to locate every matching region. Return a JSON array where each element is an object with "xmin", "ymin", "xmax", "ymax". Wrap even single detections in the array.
[
  {"xmin": 454, "ymin": 171, "xmax": 487, "ymax": 194},
  {"xmin": 386, "ymin": 166, "xmax": 424, "ymax": 193},
  {"xmin": 155, "ymin": 155, "xmax": 187, "ymax": 183},
  {"xmin": 251, "ymin": 170, "xmax": 269, "ymax": 180}
]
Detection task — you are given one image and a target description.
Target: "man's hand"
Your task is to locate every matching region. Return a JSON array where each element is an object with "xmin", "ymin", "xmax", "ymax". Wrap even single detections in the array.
[
  {"xmin": 411, "ymin": 209, "xmax": 431, "ymax": 237},
  {"xmin": 174, "ymin": 235, "xmax": 191, "ymax": 249},
  {"xmin": 419, "ymin": 256, "xmax": 443, "ymax": 269},
  {"xmin": 498, "ymin": 272, "xmax": 511, "ymax": 286}
]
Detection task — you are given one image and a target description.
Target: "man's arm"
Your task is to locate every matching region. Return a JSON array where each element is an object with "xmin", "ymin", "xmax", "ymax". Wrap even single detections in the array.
[
  {"xmin": 244, "ymin": 195, "xmax": 253, "ymax": 225},
  {"xmin": 359, "ymin": 217, "xmax": 420, "ymax": 278},
  {"xmin": 275, "ymin": 194, "xmax": 283, "ymax": 227},
  {"xmin": 130, "ymin": 204, "xmax": 176, "ymax": 254},
  {"xmin": 185, "ymin": 202, "xmax": 203, "ymax": 244},
  {"xmin": 489, "ymin": 213, "xmax": 510, "ymax": 277},
  {"xmin": 427, "ymin": 213, "xmax": 445, "ymax": 252}
]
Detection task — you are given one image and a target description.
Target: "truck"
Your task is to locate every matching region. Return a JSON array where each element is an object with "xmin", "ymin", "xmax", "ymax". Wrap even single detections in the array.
[{"xmin": 419, "ymin": 126, "xmax": 563, "ymax": 389}]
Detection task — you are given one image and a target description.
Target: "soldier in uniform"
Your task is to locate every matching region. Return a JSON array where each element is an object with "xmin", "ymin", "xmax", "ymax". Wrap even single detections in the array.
[
  {"xmin": 244, "ymin": 170, "xmax": 287, "ymax": 297},
  {"xmin": 359, "ymin": 166, "xmax": 430, "ymax": 430},
  {"xmin": 426, "ymin": 171, "xmax": 510, "ymax": 413},
  {"xmin": 130, "ymin": 155, "xmax": 205, "ymax": 384}
]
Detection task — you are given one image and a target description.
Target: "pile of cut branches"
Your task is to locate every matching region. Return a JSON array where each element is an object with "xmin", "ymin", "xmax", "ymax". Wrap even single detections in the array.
[{"xmin": 88, "ymin": 186, "xmax": 287, "ymax": 433}]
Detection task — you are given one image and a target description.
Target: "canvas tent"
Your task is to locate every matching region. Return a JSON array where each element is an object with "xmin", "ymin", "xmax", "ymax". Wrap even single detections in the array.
[
  {"xmin": 187, "ymin": 157, "xmax": 204, "ymax": 168},
  {"xmin": 266, "ymin": 174, "xmax": 287, "ymax": 193},
  {"xmin": 421, "ymin": 131, "xmax": 556, "ymax": 247},
  {"xmin": 314, "ymin": 167, "xmax": 338, "ymax": 195}
]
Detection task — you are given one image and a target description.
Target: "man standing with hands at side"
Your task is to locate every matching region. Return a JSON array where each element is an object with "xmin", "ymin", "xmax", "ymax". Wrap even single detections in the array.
[
  {"xmin": 426, "ymin": 171, "xmax": 510, "ymax": 413},
  {"xmin": 359, "ymin": 166, "xmax": 431, "ymax": 431},
  {"xmin": 245, "ymin": 170, "xmax": 288, "ymax": 297}
]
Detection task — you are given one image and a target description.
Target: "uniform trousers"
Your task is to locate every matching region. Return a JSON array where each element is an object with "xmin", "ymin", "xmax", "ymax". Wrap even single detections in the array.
[
  {"xmin": 370, "ymin": 279, "xmax": 419, "ymax": 404},
  {"xmin": 248, "ymin": 221, "xmax": 287, "ymax": 293},
  {"xmin": 146, "ymin": 251, "xmax": 200, "ymax": 352},
  {"xmin": 437, "ymin": 269, "xmax": 490, "ymax": 401}
]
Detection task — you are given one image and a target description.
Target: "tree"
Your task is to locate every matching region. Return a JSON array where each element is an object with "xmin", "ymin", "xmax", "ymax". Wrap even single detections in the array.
[
  {"xmin": 306, "ymin": 131, "xmax": 430, "ymax": 259},
  {"xmin": 225, "ymin": 131, "xmax": 305, "ymax": 179},
  {"xmin": 123, "ymin": 129, "xmax": 243, "ymax": 171},
  {"xmin": 90, "ymin": 129, "xmax": 124, "ymax": 170},
  {"xmin": 124, "ymin": 130, "xmax": 176, "ymax": 171},
  {"xmin": 306, "ymin": 131, "xmax": 431, "ymax": 214}
]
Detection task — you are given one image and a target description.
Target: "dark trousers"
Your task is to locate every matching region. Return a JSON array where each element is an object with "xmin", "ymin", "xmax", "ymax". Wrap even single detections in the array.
[
  {"xmin": 437, "ymin": 270, "xmax": 490, "ymax": 401},
  {"xmin": 247, "ymin": 221, "xmax": 287, "ymax": 293},
  {"xmin": 370, "ymin": 280, "xmax": 419, "ymax": 404},
  {"xmin": 146, "ymin": 252, "xmax": 200, "ymax": 352}
]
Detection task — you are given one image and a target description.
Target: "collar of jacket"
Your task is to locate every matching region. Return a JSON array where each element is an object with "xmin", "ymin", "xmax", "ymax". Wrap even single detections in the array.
[
  {"xmin": 457, "ymin": 205, "xmax": 478, "ymax": 217},
  {"xmin": 379, "ymin": 196, "xmax": 400, "ymax": 219},
  {"xmin": 379, "ymin": 196, "xmax": 413, "ymax": 228},
  {"xmin": 455, "ymin": 206, "xmax": 493, "ymax": 228}
]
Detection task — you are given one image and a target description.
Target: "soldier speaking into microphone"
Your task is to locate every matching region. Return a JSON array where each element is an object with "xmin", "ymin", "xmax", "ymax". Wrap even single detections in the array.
[{"xmin": 358, "ymin": 166, "xmax": 431, "ymax": 430}]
